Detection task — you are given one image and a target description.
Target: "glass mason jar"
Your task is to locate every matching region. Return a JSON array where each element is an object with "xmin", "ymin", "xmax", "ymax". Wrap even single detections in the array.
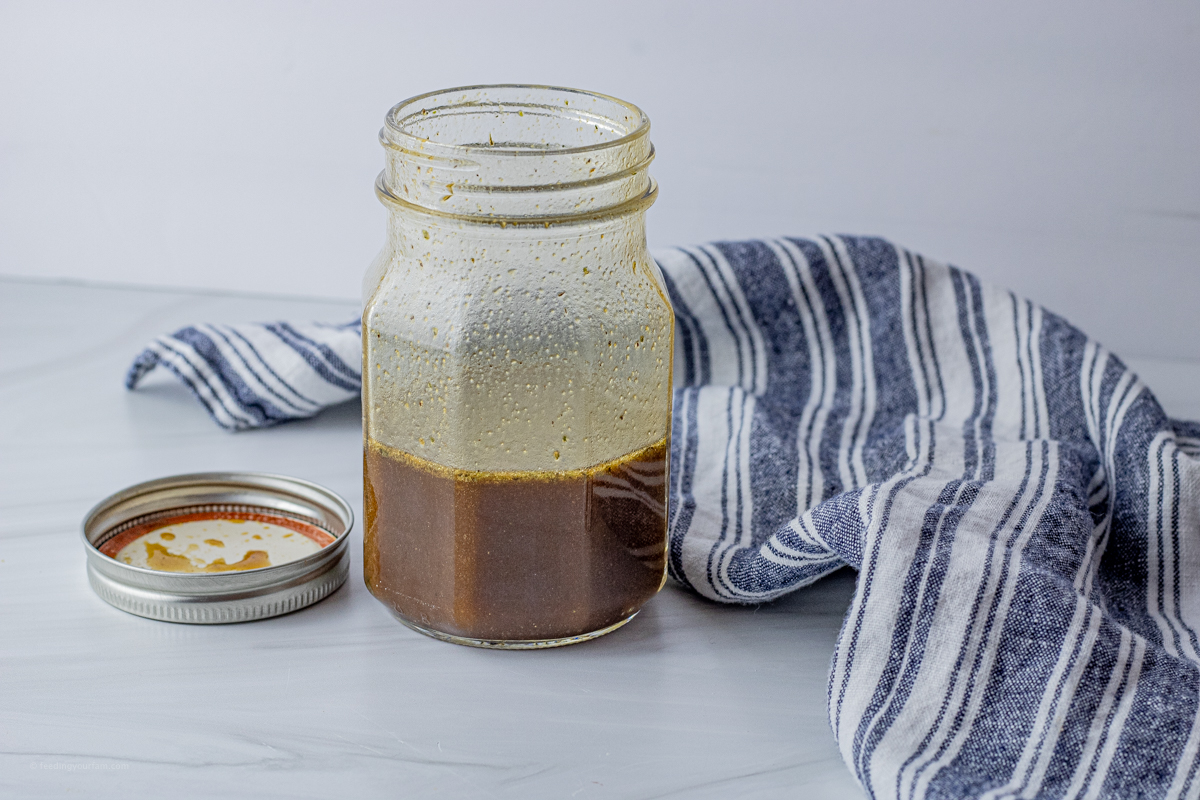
[{"xmin": 361, "ymin": 85, "xmax": 673, "ymax": 648}]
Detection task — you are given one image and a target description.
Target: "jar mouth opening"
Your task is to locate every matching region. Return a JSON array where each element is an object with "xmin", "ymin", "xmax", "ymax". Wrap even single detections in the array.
[{"xmin": 383, "ymin": 84, "xmax": 650, "ymax": 158}]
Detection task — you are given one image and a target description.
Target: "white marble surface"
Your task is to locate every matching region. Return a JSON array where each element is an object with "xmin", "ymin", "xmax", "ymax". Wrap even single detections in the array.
[
  {"xmin": 5, "ymin": 278, "xmax": 1199, "ymax": 799},
  {"xmin": 9, "ymin": 277, "xmax": 1200, "ymax": 800},
  {"xmin": 0, "ymin": 278, "xmax": 869, "ymax": 799}
]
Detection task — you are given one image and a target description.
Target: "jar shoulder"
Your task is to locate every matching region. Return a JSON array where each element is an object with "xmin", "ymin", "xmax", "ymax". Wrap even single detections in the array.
[{"xmin": 363, "ymin": 245, "xmax": 672, "ymax": 345}]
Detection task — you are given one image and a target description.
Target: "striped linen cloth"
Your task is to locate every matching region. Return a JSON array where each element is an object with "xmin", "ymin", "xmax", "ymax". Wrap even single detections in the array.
[
  {"xmin": 127, "ymin": 236, "xmax": 1200, "ymax": 798},
  {"xmin": 126, "ymin": 320, "xmax": 361, "ymax": 429}
]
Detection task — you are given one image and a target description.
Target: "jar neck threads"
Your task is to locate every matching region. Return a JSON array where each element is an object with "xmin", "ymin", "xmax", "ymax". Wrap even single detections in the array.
[{"xmin": 377, "ymin": 85, "xmax": 655, "ymax": 225}]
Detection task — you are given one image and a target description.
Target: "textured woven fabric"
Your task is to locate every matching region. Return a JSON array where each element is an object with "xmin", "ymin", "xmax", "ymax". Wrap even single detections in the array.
[
  {"xmin": 127, "ymin": 236, "xmax": 1200, "ymax": 798},
  {"xmin": 126, "ymin": 320, "xmax": 361, "ymax": 429}
]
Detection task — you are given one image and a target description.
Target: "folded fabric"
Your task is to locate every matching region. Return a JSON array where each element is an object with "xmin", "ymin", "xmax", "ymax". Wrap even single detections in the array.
[
  {"xmin": 126, "ymin": 320, "xmax": 361, "ymax": 429},
  {"xmin": 127, "ymin": 236, "xmax": 1200, "ymax": 799}
]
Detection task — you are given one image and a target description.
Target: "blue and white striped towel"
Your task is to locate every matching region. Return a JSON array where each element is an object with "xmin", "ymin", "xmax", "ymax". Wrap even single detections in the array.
[
  {"xmin": 127, "ymin": 236, "xmax": 1200, "ymax": 798},
  {"xmin": 126, "ymin": 320, "xmax": 361, "ymax": 429}
]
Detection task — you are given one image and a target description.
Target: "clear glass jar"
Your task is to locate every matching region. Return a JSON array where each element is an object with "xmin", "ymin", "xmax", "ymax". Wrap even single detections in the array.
[{"xmin": 361, "ymin": 85, "xmax": 673, "ymax": 648}]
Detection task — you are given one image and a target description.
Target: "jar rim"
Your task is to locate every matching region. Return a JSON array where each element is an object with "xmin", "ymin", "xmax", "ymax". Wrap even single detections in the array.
[{"xmin": 382, "ymin": 84, "xmax": 651, "ymax": 158}]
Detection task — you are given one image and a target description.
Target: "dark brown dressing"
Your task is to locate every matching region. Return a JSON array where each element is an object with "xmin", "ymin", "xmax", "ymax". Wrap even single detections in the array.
[{"xmin": 364, "ymin": 437, "xmax": 668, "ymax": 641}]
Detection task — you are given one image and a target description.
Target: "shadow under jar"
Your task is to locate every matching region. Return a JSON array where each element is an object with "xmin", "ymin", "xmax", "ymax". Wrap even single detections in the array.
[{"xmin": 362, "ymin": 85, "xmax": 674, "ymax": 648}]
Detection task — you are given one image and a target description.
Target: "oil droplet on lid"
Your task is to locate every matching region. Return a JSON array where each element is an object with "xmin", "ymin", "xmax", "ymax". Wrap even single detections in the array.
[{"xmin": 100, "ymin": 512, "xmax": 335, "ymax": 574}]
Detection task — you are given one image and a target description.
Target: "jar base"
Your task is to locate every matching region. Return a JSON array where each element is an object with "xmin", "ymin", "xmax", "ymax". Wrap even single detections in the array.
[{"xmin": 390, "ymin": 611, "xmax": 638, "ymax": 649}]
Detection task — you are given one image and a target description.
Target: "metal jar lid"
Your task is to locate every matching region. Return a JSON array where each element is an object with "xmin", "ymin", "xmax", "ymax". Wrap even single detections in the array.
[{"xmin": 82, "ymin": 472, "xmax": 353, "ymax": 624}]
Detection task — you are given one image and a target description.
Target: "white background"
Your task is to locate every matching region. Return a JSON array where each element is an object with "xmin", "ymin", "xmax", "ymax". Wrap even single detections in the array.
[{"xmin": 2, "ymin": 1, "xmax": 1198, "ymax": 360}]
